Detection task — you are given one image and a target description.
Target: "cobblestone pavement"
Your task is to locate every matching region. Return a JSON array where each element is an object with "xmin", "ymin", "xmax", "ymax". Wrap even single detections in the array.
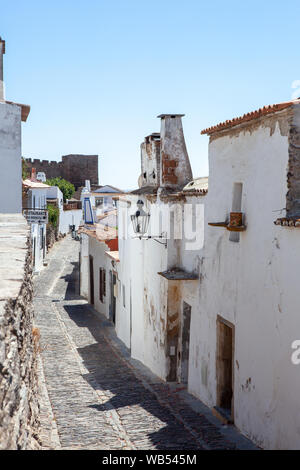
[{"xmin": 34, "ymin": 236, "xmax": 256, "ymax": 450}]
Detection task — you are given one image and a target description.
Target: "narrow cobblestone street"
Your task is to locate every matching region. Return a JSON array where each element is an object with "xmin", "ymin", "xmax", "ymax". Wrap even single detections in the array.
[{"xmin": 34, "ymin": 236, "xmax": 255, "ymax": 451}]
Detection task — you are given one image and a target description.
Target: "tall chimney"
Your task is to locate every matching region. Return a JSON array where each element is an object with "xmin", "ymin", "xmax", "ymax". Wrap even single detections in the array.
[
  {"xmin": 0, "ymin": 37, "xmax": 5, "ymax": 100},
  {"xmin": 158, "ymin": 114, "xmax": 193, "ymax": 189},
  {"xmin": 31, "ymin": 167, "xmax": 36, "ymax": 181}
]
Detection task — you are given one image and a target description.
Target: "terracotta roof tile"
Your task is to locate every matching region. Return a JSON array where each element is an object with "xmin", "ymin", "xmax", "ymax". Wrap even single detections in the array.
[
  {"xmin": 274, "ymin": 217, "xmax": 300, "ymax": 227},
  {"xmin": 201, "ymin": 99, "xmax": 300, "ymax": 135}
]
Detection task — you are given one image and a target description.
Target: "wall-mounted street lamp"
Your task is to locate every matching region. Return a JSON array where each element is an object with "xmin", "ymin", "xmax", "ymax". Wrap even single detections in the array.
[
  {"xmin": 130, "ymin": 200, "xmax": 167, "ymax": 247},
  {"xmin": 130, "ymin": 200, "xmax": 150, "ymax": 236}
]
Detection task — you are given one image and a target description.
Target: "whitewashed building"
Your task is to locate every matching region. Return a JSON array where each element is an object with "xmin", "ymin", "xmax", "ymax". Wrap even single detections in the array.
[
  {"xmin": 79, "ymin": 212, "xmax": 118, "ymax": 318},
  {"xmin": 188, "ymin": 98, "xmax": 300, "ymax": 449},
  {"xmin": 46, "ymin": 185, "xmax": 82, "ymax": 235},
  {"xmin": 0, "ymin": 37, "xmax": 30, "ymax": 213},
  {"xmin": 92, "ymin": 185, "xmax": 124, "ymax": 217},
  {"xmin": 22, "ymin": 176, "xmax": 49, "ymax": 272},
  {"xmin": 115, "ymin": 114, "xmax": 207, "ymax": 382}
]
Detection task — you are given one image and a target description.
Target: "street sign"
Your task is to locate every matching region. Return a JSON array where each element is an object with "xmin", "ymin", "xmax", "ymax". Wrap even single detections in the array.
[{"xmin": 23, "ymin": 209, "xmax": 48, "ymax": 225}]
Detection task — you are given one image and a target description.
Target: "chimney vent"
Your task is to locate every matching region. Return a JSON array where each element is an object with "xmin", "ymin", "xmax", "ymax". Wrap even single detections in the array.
[
  {"xmin": 31, "ymin": 168, "xmax": 36, "ymax": 181},
  {"xmin": 158, "ymin": 114, "xmax": 192, "ymax": 188}
]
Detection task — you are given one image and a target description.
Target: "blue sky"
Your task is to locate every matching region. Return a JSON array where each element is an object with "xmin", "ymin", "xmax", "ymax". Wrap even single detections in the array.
[{"xmin": 2, "ymin": 0, "xmax": 300, "ymax": 189}]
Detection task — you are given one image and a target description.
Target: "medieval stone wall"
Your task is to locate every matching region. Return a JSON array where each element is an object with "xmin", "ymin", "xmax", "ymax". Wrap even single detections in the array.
[
  {"xmin": 25, "ymin": 154, "xmax": 99, "ymax": 190},
  {"xmin": 0, "ymin": 215, "xmax": 40, "ymax": 449}
]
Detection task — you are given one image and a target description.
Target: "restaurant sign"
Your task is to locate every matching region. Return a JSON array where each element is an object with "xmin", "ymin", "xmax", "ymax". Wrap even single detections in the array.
[{"xmin": 23, "ymin": 209, "xmax": 48, "ymax": 225}]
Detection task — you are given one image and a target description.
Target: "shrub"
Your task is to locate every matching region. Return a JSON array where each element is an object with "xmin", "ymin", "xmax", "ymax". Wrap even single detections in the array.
[
  {"xmin": 46, "ymin": 177, "xmax": 75, "ymax": 202},
  {"xmin": 47, "ymin": 204, "xmax": 59, "ymax": 228}
]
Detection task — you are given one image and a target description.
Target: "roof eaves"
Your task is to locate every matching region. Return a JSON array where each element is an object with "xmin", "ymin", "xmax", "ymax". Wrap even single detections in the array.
[{"xmin": 201, "ymin": 99, "xmax": 299, "ymax": 136}]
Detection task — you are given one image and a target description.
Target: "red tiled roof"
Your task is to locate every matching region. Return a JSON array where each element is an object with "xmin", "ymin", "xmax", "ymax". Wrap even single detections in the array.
[
  {"xmin": 22, "ymin": 179, "xmax": 50, "ymax": 189},
  {"xmin": 201, "ymin": 99, "xmax": 300, "ymax": 135}
]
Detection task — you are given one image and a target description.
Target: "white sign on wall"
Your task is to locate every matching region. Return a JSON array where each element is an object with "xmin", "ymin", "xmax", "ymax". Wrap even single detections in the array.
[{"xmin": 23, "ymin": 209, "xmax": 48, "ymax": 225}]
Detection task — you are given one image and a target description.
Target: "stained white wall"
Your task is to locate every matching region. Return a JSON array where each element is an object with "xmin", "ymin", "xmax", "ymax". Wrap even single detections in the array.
[
  {"xmin": 188, "ymin": 120, "xmax": 300, "ymax": 449},
  {"xmin": 59, "ymin": 209, "xmax": 82, "ymax": 235},
  {"xmin": 0, "ymin": 102, "xmax": 22, "ymax": 213},
  {"xmin": 88, "ymin": 236, "xmax": 111, "ymax": 319},
  {"xmin": 116, "ymin": 198, "xmax": 168, "ymax": 372},
  {"xmin": 116, "ymin": 194, "xmax": 205, "ymax": 381},
  {"xmin": 80, "ymin": 233, "xmax": 89, "ymax": 300},
  {"xmin": 24, "ymin": 187, "xmax": 48, "ymax": 273},
  {"xmin": 31, "ymin": 222, "xmax": 46, "ymax": 273}
]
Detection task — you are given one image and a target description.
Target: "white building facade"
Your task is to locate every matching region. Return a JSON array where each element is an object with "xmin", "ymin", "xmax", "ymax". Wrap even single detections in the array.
[
  {"xmin": 22, "ymin": 178, "xmax": 49, "ymax": 272},
  {"xmin": 114, "ymin": 114, "xmax": 207, "ymax": 382},
  {"xmin": 189, "ymin": 99, "xmax": 300, "ymax": 449},
  {"xmin": 46, "ymin": 185, "xmax": 82, "ymax": 235}
]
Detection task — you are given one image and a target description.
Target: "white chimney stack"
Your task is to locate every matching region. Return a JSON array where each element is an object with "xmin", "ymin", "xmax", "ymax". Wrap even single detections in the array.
[
  {"xmin": 0, "ymin": 37, "xmax": 5, "ymax": 100},
  {"xmin": 157, "ymin": 114, "xmax": 193, "ymax": 189}
]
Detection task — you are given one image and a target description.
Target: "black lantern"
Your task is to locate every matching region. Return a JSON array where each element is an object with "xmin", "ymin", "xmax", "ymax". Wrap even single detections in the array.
[{"xmin": 130, "ymin": 200, "xmax": 150, "ymax": 236}]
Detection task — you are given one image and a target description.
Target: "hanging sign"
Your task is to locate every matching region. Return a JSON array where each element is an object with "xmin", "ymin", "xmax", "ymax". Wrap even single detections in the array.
[{"xmin": 23, "ymin": 209, "xmax": 48, "ymax": 225}]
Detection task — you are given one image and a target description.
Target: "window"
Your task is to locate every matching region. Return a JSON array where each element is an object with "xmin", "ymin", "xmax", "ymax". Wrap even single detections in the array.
[
  {"xmin": 99, "ymin": 268, "xmax": 106, "ymax": 302},
  {"xmin": 122, "ymin": 284, "xmax": 126, "ymax": 308},
  {"xmin": 96, "ymin": 198, "xmax": 104, "ymax": 207},
  {"xmin": 40, "ymin": 227, "xmax": 44, "ymax": 250}
]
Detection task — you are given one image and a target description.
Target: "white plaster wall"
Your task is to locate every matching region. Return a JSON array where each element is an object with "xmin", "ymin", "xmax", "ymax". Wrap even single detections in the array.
[
  {"xmin": 88, "ymin": 236, "xmax": 111, "ymax": 319},
  {"xmin": 0, "ymin": 102, "xmax": 22, "ymax": 213},
  {"xmin": 46, "ymin": 186, "xmax": 63, "ymax": 205},
  {"xmin": 31, "ymin": 222, "xmax": 46, "ymax": 273},
  {"xmin": 142, "ymin": 235, "xmax": 168, "ymax": 379},
  {"xmin": 59, "ymin": 209, "xmax": 82, "ymax": 235},
  {"xmin": 80, "ymin": 233, "xmax": 89, "ymax": 299},
  {"xmin": 188, "ymin": 121, "xmax": 300, "ymax": 449},
  {"xmin": 30, "ymin": 188, "xmax": 47, "ymax": 209},
  {"xmin": 116, "ymin": 198, "xmax": 172, "ymax": 380},
  {"xmin": 115, "ymin": 204, "xmax": 139, "ymax": 351}
]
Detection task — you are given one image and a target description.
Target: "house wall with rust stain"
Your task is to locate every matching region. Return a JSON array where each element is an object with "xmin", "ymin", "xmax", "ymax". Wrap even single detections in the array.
[
  {"xmin": 142, "ymin": 233, "xmax": 168, "ymax": 379},
  {"xmin": 160, "ymin": 116, "xmax": 193, "ymax": 189},
  {"xmin": 140, "ymin": 135, "xmax": 161, "ymax": 188},
  {"xmin": 88, "ymin": 236, "xmax": 112, "ymax": 320},
  {"xmin": 116, "ymin": 193, "xmax": 206, "ymax": 382},
  {"xmin": 116, "ymin": 196, "xmax": 169, "ymax": 378},
  {"xmin": 188, "ymin": 109, "xmax": 300, "ymax": 449}
]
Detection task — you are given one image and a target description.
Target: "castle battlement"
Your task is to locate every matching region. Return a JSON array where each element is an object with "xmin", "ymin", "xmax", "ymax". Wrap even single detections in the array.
[{"xmin": 24, "ymin": 154, "xmax": 98, "ymax": 189}]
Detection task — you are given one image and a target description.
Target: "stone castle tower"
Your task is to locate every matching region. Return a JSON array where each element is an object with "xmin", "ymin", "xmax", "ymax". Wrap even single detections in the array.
[{"xmin": 25, "ymin": 154, "xmax": 99, "ymax": 190}]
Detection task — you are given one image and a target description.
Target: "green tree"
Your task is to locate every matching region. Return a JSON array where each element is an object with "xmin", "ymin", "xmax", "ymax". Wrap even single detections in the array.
[
  {"xmin": 47, "ymin": 204, "xmax": 59, "ymax": 228},
  {"xmin": 46, "ymin": 177, "xmax": 75, "ymax": 202},
  {"xmin": 22, "ymin": 157, "xmax": 30, "ymax": 180}
]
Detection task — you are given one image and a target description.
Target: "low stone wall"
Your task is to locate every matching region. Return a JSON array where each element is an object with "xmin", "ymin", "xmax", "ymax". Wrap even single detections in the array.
[
  {"xmin": 0, "ymin": 214, "xmax": 40, "ymax": 449},
  {"xmin": 46, "ymin": 223, "xmax": 58, "ymax": 250}
]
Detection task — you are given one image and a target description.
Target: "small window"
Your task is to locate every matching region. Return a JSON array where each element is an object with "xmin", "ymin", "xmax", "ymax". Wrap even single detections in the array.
[
  {"xmin": 99, "ymin": 268, "xmax": 106, "ymax": 303},
  {"xmin": 40, "ymin": 227, "xmax": 44, "ymax": 250},
  {"xmin": 122, "ymin": 284, "xmax": 126, "ymax": 308},
  {"xmin": 96, "ymin": 198, "xmax": 104, "ymax": 207}
]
